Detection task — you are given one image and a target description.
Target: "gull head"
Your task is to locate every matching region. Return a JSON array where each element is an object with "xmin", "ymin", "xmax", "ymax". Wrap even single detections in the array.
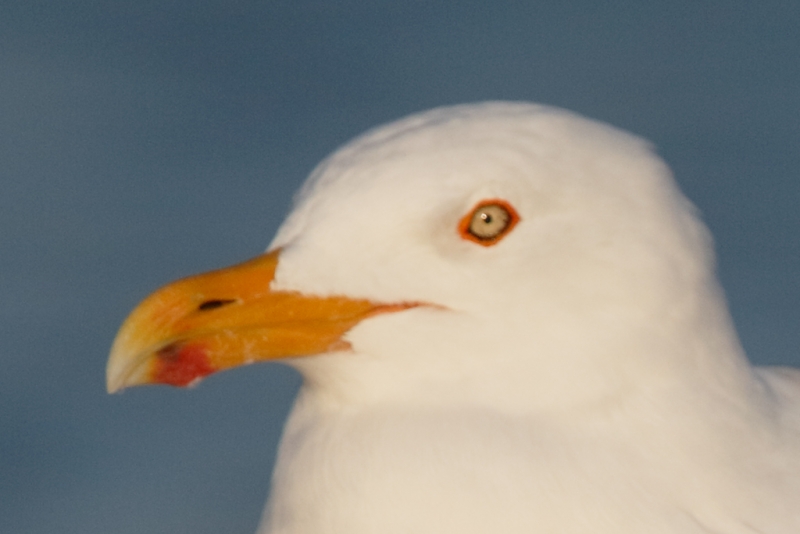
[{"xmin": 108, "ymin": 102, "xmax": 741, "ymax": 410}]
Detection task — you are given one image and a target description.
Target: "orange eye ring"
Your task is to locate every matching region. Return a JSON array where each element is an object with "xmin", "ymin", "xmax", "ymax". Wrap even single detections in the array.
[{"xmin": 458, "ymin": 199, "xmax": 520, "ymax": 246}]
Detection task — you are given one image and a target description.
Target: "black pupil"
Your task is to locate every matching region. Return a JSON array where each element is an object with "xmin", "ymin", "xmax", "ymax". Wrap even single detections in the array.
[{"xmin": 481, "ymin": 213, "xmax": 493, "ymax": 224}]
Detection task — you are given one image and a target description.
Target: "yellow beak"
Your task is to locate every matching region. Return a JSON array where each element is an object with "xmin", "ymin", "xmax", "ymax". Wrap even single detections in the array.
[{"xmin": 106, "ymin": 249, "xmax": 418, "ymax": 393}]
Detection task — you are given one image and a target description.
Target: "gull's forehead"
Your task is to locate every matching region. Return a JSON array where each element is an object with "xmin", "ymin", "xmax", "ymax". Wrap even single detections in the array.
[{"xmin": 304, "ymin": 102, "xmax": 651, "ymax": 200}]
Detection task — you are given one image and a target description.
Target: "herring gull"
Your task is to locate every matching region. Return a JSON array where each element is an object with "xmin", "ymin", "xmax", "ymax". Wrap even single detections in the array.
[{"xmin": 107, "ymin": 102, "xmax": 800, "ymax": 534}]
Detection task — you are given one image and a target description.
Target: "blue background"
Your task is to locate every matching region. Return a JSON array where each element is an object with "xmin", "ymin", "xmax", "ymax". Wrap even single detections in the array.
[{"xmin": 2, "ymin": 2, "xmax": 799, "ymax": 533}]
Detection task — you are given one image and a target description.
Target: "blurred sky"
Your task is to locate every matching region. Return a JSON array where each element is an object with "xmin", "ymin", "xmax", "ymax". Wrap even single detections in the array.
[{"xmin": 1, "ymin": 2, "xmax": 799, "ymax": 533}]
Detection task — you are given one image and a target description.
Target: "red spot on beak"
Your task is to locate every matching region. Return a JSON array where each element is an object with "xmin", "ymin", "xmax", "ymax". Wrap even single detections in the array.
[{"xmin": 154, "ymin": 342, "xmax": 216, "ymax": 387}]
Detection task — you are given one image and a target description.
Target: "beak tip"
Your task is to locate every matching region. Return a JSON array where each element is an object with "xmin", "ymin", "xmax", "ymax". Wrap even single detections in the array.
[
  {"xmin": 106, "ymin": 342, "xmax": 151, "ymax": 394},
  {"xmin": 106, "ymin": 377, "xmax": 124, "ymax": 394},
  {"xmin": 106, "ymin": 365, "xmax": 129, "ymax": 394}
]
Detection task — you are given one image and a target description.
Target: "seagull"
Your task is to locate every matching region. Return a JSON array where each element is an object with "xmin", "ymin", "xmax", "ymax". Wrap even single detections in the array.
[{"xmin": 107, "ymin": 102, "xmax": 800, "ymax": 534}]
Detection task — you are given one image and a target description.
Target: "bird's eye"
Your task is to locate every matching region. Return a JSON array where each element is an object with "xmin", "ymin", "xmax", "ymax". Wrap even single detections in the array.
[{"xmin": 458, "ymin": 199, "xmax": 520, "ymax": 246}]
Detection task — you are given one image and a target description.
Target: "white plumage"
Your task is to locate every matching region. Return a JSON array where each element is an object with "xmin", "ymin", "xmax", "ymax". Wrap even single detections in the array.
[
  {"xmin": 260, "ymin": 103, "xmax": 800, "ymax": 533},
  {"xmin": 109, "ymin": 102, "xmax": 800, "ymax": 533}
]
